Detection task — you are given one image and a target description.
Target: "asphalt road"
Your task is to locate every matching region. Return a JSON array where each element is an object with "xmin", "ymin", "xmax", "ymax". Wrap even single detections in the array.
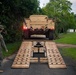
[
  {"xmin": 0, "ymin": 53, "xmax": 76, "ymax": 75},
  {"xmin": 0, "ymin": 39, "xmax": 76, "ymax": 75}
]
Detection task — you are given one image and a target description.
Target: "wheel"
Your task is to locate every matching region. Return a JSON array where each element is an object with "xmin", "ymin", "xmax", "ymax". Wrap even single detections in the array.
[
  {"xmin": 45, "ymin": 29, "xmax": 49, "ymax": 38},
  {"xmin": 49, "ymin": 30, "xmax": 54, "ymax": 40},
  {"xmin": 22, "ymin": 30, "xmax": 30, "ymax": 39}
]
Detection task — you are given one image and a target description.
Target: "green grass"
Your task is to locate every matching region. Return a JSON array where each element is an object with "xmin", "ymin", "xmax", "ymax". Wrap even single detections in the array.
[
  {"xmin": 2, "ymin": 41, "xmax": 21, "ymax": 58},
  {"xmin": 60, "ymin": 48, "xmax": 76, "ymax": 60},
  {"xmin": 55, "ymin": 32, "xmax": 76, "ymax": 45},
  {"xmin": 54, "ymin": 32, "xmax": 76, "ymax": 60},
  {"xmin": 2, "ymin": 33, "xmax": 76, "ymax": 59}
]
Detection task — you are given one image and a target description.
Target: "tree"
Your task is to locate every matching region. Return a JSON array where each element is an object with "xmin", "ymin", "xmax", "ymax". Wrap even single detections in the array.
[
  {"xmin": 0, "ymin": 0, "xmax": 39, "ymax": 42},
  {"xmin": 42, "ymin": 0, "xmax": 76, "ymax": 33}
]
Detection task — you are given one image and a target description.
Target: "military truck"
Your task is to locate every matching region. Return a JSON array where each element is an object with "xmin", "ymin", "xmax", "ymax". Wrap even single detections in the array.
[{"xmin": 22, "ymin": 15, "xmax": 55, "ymax": 40}]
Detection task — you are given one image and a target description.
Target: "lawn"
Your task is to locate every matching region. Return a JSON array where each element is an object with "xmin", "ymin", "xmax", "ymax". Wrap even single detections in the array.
[
  {"xmin": 60, "ymin": 48, "xmax": 76, "ymax": 60},
  {"xmin": 55, "ymin": 32, "xmax": 76, "ymax": 60},
  {"xmin": 2, "ymin": 41, "xmax": 21, "ymax": 58},
  {"xmin": 55, "ymin": 32, "xmax": 76, "ymax": 45}
]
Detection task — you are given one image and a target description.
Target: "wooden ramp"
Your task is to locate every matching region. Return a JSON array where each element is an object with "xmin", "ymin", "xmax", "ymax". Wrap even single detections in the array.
[
  {"xmin": 12, "ymin": 41, "xmax": 66, "ymax": 69},
  {"xmin": 45, "ymin": 42, "xmax": 66, "ymax": 68},
  {"xmin": 12, "ymin": 41, "xmax": 32, "ymax": 68}
]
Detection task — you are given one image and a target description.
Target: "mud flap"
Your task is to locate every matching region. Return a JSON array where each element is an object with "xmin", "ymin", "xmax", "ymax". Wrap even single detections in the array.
[{"xmin": 49, "ymin": 30, "xmax": 54, "ymax": 40}]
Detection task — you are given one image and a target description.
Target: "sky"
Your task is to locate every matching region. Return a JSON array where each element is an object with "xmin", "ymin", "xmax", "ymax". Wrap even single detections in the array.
[{"xmin": 39, "ymin": 0, "xmax": 76, "ymax": 14}]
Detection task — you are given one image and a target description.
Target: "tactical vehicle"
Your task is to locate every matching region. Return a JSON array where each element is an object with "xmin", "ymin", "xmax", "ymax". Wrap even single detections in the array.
[{"xmin": 22, "ymin": 15, "xmax": 55, "ymax": 40}]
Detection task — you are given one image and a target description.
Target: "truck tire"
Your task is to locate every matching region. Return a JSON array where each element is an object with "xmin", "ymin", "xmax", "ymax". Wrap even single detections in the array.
[
  {"xmin": 45, "ymin": 29, "xmax": 49, "ymax": 38},
  {"xmin": 49, "ymin": 30, "xmax": 54, "ymax": 40},
  {"xmin": 23, "ymin": 30, "xmax": 30, "ymax": 39}
]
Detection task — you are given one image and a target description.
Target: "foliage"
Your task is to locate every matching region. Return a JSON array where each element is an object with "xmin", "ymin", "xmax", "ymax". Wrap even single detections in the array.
[
  {"xmin": 42, "ymin": 0, "xmax": 76, "ymax": 33},
  {"xmin": 0, "ymin": 0, "xmax": 76, "ymax": 42},
  {"xmin": 2, "ymin": 41, "xmax": 21, "ymax": 58},
  {"xmin": 0, "ymin": 0, "xmax": 39, "ymax": 43}
]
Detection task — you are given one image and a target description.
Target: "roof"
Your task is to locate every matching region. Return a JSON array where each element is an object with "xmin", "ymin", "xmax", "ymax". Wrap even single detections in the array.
[{"xmin": 30, "ymin": 15, "xmax": 48, "ymax": 17}]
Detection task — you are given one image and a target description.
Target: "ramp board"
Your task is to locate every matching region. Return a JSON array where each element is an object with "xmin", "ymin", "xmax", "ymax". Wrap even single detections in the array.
[
  {"xmin": 45, "ymin": 42, "xmax": 66, "ymax": 68},
  {"xmin": 30, "ymin": 57, "xmax": 38, "ymax": 63},
  {"xmin": 12, "ymin": 41, "xmax": 32, "ymax": 68},
  {"xmin": 40, "ymin": 57, "xmax": 48, "ymax": 63}
]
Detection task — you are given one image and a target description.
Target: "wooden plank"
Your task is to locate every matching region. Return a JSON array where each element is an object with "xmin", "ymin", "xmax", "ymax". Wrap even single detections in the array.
[
  {"xmin": 49, "ymin": 65, "xmax": 67, "ymax": 68},
  {"xmin": 32, "ymin": 47, "xmax": 38, "ymax": 53},
  {"xmin": 40, "ymin": 58, "xmax": 48, "ymax": 63},
  {"xmin": 12, "ymin": 64, "xmax": 29, "ymax": 68},
  {"xmin": 30, "ymin": 58, "xmax": 38, "ymax": 63},
  {"xmin": 31, "ymin": 51, "xmax": 33, "ymax": 57},
  {"xmin": 39, "ymin": 47, "xmax": 45, "ymax": 53}
]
